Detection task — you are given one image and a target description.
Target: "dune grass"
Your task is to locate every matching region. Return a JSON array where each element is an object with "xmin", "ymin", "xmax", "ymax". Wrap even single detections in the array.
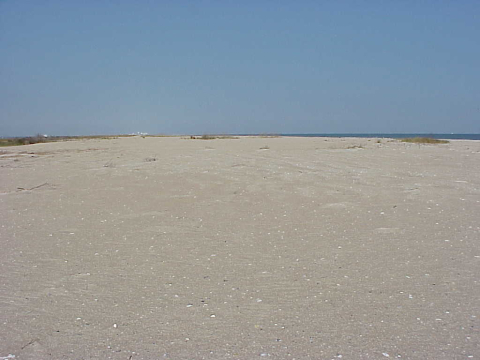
[
  {"xmin": 192, "ymin": 134, "xmax": 239, "ymax": 140},
  {"xmin": 0, "ymin": 135, "xmax": 49, "ymax": 146},
  {"xmin": 0, "ymin": 134, "xmax": 133, "ymax": 147},
  {"xmin": 401, "ymin": 137, "xmax": 449, "ymax": 144}
]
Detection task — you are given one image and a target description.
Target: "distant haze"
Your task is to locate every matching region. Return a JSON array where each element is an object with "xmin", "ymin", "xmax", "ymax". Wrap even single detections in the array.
[{"xmin": 1, "ymin": 1, "xmax": 479, "ymax": 136}]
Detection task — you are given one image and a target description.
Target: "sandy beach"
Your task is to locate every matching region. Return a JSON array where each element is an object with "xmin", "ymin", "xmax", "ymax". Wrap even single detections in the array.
[{"xmin": 0, "ymin": 136, "xmax": 479, "ymax": 359}]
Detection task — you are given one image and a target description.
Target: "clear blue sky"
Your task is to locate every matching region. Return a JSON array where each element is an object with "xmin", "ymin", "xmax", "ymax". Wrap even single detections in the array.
[{"xmin": 1, "ymin": 1, "xmax": 479, "ymax": 136}]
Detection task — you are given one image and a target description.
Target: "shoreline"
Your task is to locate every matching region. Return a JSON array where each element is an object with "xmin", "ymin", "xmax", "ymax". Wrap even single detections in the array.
[{"xmin": 1, "ymin": 136, "xmax": 479, "ymax": 359}]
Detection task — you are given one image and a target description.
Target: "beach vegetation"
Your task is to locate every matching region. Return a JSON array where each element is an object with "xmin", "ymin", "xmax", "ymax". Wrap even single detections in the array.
[
  {"xmin": 401, "ymin": 137, "xmax": 449, "ymax": 144},
  {"xmin": 0, "ymin": 134, "xmax": 134, "ymax": 147},
  {"xmin": 258, "ymin": 134, "xmax": 281, "ymax": 138},
  {"xmin": 196, "ymin": 134, "xmax": 239, "ymax": 140},
  {"xmin": 0, "ymin": 134, "xmax": 48, "ymax": 146}
]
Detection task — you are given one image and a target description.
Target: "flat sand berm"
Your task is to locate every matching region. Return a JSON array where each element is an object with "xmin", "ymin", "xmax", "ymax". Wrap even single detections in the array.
[{"xmin": 1, "ymin": 136, "xmax": 479, "ymax": 359}]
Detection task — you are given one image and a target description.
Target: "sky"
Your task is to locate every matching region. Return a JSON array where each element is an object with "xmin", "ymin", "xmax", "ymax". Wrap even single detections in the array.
[{"xmin": 1, "ymin": 1, "xmax": 479, "ymax": 136}]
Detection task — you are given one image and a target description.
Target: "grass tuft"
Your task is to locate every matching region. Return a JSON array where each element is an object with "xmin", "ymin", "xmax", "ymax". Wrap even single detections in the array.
[
  {"xmin": 194, "ymin": 134, "xmax": 239, "ymax": 140},
  {"xmin": 401, "ymin": 137, "xmax": 449, "ymax": 144},
  {"xmin": 0, "ymin": 134, "xmax": 133, "ymax": 147},
  {"xmin": 0, "ymin": 134, "xmax": 48, "ymax": 146}
]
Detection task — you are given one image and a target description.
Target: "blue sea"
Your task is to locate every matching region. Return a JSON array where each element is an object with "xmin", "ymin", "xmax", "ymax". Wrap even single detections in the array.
[{"xmin": 280, "ymin": 134, "xmax": 480, "ymax": 140}]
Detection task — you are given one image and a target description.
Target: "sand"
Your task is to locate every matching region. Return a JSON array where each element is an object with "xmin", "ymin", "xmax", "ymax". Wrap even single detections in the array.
[{"xmin": 0, "ymin": 136, "xmax": 479, "ymax": 359}]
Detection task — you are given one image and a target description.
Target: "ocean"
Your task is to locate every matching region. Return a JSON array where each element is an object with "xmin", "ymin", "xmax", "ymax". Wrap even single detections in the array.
[{"xmin": 280, "ymin": 134, "xmax": 480, "ymax": 140}]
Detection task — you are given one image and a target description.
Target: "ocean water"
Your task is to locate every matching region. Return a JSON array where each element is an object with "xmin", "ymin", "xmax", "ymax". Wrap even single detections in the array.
[{"xmin": 280, "ymin": 134, "xmax": 480, "ymax": 140}]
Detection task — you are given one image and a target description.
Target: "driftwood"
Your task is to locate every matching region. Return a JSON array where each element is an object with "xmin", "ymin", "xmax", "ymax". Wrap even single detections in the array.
[{"xmin": 16, "ymin": 182, "xmax": 49, "ymax": 192}]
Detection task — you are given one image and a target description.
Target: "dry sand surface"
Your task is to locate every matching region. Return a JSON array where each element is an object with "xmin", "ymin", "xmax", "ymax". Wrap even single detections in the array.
[{"xmin": 0, "ymin": 136, "xmax": 479, "ymax": 360}]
